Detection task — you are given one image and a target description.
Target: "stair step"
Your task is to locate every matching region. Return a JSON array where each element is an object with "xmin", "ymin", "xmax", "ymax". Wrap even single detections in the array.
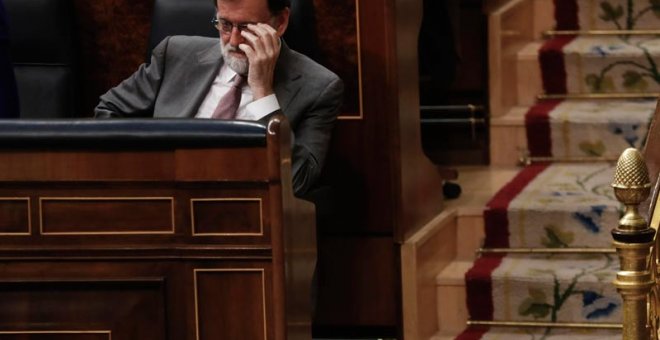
[
  {"xmin": 485, "ymin": 163, "xmax": 619, "ymax": 249},
  {"xmin": 526, "ymin": 98, "xmax": 655, "ymax": 159},
  {"xmin": 541, "ymin": 35, "xmax": 660, "ymax": 95},
  {"xmin": 557, "ymin": 0, "xmax": 660, "ymax": 31},
  {"xmin": 490, "ymin": 98, "xmax": 654, "ymax": 165},
  {"xmin": 466, "ymin": 253, "xmax": 621, "ymax": 324}
]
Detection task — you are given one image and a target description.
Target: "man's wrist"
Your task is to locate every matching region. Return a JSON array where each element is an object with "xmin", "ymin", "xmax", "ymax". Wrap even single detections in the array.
[{"xmin": 251, "ymin": 86, "xmax": 274, "ymax": 100}]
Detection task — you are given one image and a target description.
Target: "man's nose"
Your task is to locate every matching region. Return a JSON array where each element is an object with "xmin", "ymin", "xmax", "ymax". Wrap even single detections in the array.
[{"xmin": 228, "ymin": 27, "xmax": 244, "ymax": 47}]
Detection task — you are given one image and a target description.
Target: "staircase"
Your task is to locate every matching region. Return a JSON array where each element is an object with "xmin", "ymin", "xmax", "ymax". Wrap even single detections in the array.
[{"xmin": 402, "ymin": 0, "xmax": 660, "ymax": 339}]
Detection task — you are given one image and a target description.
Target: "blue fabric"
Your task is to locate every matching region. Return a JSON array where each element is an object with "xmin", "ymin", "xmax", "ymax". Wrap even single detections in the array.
[{"xmin": 0, "ymin": 0, "xmax": 19, "ymax": 118}]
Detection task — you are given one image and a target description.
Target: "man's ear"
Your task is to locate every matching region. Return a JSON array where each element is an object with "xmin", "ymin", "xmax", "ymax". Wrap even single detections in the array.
[{"xmin": 275, "ymin": 8, "xmax": 290, "ymax": 37}]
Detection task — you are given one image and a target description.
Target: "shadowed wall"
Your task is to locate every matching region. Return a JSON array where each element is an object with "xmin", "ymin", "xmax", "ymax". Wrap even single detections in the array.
[{"xmin": 73, "ymin": 0, "xmax": 153, "ymax": 116}]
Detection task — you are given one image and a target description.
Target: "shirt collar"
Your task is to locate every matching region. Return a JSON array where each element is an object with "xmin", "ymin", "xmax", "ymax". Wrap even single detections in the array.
[{"xmin": 219, "ymin": 64, "xmax": 239, "ymax": 84}]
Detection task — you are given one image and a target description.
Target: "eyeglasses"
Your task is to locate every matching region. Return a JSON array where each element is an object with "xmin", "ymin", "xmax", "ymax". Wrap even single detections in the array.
[{"xmin": 211, "ymin": 17, "xmax": 256, "ymax": 34}]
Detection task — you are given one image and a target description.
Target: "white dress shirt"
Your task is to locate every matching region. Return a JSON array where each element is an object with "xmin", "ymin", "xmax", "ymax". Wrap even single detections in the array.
[{"xmin": 196, "ymin": 64, "xmax": 280, "ymax": 120}]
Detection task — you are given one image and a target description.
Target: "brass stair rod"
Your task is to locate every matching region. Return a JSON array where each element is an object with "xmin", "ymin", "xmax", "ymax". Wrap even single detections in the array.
[
  {"xmin": 545, "ymin": 29, "xmax": 660, "ymax": 36},
  {"xmin": 526, "ymin": 156, "xmax": 619, "ymax": 163},
  {"xmin": 539, "ymin": 93, "xmax": 660, "ymax": 100},
  {"xmin": 611, "ymin": 148, "xmax": 656, "ymax": 340},
  {"xmin": 478, "ymin": 247, "xmax": 616, "ymax": 254}
]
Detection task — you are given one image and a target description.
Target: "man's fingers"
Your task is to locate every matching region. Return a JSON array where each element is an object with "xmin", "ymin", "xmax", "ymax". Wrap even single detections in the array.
[
  {"xmin": 240, "ymin": 30, "xmax": 259, "ymax": 46},
  {"xmin": 247, "ymin": 24, "xmax": 279, "ymax": 56},
  {"xmin": 241, "ymin": 31, "xmax": 266, "ymax": 58},
  {"xmin": 244, "ymin": 25, "xmax": 271, "ymax": 55},
  {"xmin": 238, "ymin": 43, "xmax": 255, "ymax": 59},
  {"xmin": 259, "ymin": 24, "xmax": 280, "ymax": 53}
]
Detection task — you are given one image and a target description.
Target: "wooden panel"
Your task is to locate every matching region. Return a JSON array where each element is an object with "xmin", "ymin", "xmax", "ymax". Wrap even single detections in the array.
[
  {"xmin": 0, "ymin": 198, "xmax": 30, "ymax": 235},
  {"xmin": 192, "ymin": 199, "xmax": 263, "ymax": 236},
  {"xmin": 0, "ymin": 279, "xmax": 166, "ymax": 339},
  {"xmin": 401, "ymin": 210, "xmax": 458, "ymax": 340},
  {"xmin": 0, "ymin": 115, "xmax": 299, "ymax": 339},
  {"xmin": 195, "ymin": 269, "xmax": 267, "ymax": 340},
  {"xmin": 40, "ymin": 198, "xmax": 174, "ymax": 235},
  {"xmin": 0, "ymin": 151, "xmax": 173, "ymax": 181},
  {"xmin": 315, "ymin": 236, "xmax": 397, "ymax": 326},
  {"xmin": 488, "ymin": 0, "xmax": 535, "ymax": 117},
  {"xmin": 175, "ymin": 149, "xmax": 269, "ymax": 181}
]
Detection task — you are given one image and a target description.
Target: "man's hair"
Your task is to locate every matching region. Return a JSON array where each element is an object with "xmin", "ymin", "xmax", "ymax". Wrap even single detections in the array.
[{"xmin": 213, "ymin": 0, "xmax": 291, "ymax": 14}]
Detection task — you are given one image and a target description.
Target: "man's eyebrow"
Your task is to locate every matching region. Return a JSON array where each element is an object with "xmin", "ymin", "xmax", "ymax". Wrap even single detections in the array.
[{"xmin": 218, "ymin": 17, "xmax": 258, "ymax": 24}]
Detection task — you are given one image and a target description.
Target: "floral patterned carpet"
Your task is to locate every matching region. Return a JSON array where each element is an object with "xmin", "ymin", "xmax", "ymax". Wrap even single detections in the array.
[{"xmin": 454, "ymin": 0, "xmax": 660, "ymax": 338}]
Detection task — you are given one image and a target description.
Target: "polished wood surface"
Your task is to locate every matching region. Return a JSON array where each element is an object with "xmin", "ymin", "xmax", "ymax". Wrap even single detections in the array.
[{"xmin": 0, "ymin": 116, "xmax": 316, "ymax": 340}]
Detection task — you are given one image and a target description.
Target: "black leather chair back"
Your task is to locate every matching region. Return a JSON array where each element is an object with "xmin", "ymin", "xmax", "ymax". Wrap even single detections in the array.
[
  {"xmin": 147, "ymin": 0, "xmax": 319, "ymax": 62},
  {"xmin": 282, "ymin": 0, "xmax": 319, "ymax": 62},
  {"xmin": 147, "ymin": 0, "xmax": 216, "ymax": 62},
  {"xmin": 5, "ymin": 0, "xmax": 77, "ymax": 118},
  {"xmin": 0, "ymin": 0, "xmax": 19, "ymax": 118}
]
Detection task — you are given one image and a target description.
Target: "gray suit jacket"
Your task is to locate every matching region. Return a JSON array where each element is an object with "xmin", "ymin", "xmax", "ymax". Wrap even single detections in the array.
[{"xmin": 95, "ymin": 36, "xmax": 344, "ymax": 196}]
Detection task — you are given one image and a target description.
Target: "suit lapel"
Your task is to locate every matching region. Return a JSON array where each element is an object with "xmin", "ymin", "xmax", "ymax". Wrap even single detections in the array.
[{"xmin": 179, "ymin": 42, "xmax": 223, "ymax": 118}]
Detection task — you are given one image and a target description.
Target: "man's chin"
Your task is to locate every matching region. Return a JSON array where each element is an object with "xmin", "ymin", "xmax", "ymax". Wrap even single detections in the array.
[
  {"xmin": 229, "ymin": 51, "xmax": 246, "ymax": 58},
  {"xmin": 226, "ymin": 58, "xmax": 249, "ymax": 75}
]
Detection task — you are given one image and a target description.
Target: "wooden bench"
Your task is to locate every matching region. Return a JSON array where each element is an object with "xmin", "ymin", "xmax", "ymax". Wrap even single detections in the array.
[{"xmin": 0, "ymin": 115, "xmax": 315, "ymax": 340}]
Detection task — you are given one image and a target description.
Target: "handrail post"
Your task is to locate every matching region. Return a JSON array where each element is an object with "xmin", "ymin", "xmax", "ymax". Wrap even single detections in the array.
[{"xmin": 612, "ymin": 148, "xmax": 656, "ymax": 340}]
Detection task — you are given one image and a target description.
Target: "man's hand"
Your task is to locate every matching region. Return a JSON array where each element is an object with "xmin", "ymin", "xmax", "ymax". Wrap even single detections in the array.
[{"xmin": 239, "ymin": 23, "xmax": 281, "ymax": 100}]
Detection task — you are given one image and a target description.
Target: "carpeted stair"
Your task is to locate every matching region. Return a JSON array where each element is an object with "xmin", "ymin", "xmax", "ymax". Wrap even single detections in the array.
[{"xmin": 453, "ymin": 0, "xmax": 660, "ymax": 338}]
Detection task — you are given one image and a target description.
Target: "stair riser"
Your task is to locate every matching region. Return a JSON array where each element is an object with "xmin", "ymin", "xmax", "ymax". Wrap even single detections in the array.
[
  {"xmin": 517, "ymin": 47, "xmax": 543, "ymax": 107},
  {"xmin": 490, "ymin": 124, "xmax": 526, "ymax": 166},
  {"xmin": 437, "ymin": 284, "xmax": 468, "ymax": 334}
]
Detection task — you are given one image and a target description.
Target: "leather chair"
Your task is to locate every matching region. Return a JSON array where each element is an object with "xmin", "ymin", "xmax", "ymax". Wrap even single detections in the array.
[
  {"xmin": 147, "ymin": 0, "xmax": 320, "ymax": 61},
  {"xmin": 0, "ymin": 0, "xmax": 18, "ymax": 118},
  {"xmin": 147, "ymin": 0, "xmax": 216, "ymax": 61},
  {"xmin": 4, "ymin": 0, "xmax": 77, "ymax": 118}
]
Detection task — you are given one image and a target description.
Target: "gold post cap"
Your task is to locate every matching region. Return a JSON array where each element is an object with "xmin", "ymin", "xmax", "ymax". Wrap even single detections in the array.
[{"xmin": 612, "ymin": 148, "xmax": 650, "ymax": 190}]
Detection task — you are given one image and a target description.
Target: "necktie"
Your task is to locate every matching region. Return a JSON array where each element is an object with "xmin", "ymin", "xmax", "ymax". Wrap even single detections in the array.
[{"xmin": 211, "ymin": 74, "xmax": 245, "ymax": 119}]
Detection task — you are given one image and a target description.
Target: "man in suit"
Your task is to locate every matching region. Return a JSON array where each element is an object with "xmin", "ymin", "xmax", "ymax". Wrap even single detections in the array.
[{"xmin": 95, "ymin": 0, "xmax": 344, "ymax": 196}]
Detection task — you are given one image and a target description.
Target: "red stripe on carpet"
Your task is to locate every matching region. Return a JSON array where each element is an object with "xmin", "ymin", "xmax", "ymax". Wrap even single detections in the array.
[
  {"xmin": 454, "ymin": 326, "xmax": 491, "ymax": 340},
  {"xmin": 554, "ymin": 0, "xmax": 579, "ymax": 30},
  {"xmin": 483, "ymin": 163, "xmax": 550, "ymax": 248},
  {"xmin": 465, "ymin": 253, "xmax": 505, "ymax": 321},
  {"xmin": 540, "ymin": 36, "xmax": 576, "ymax": 94},
  {"xmin": 525, "ymin": 99, "xmax": 564, "ymax": 157}
]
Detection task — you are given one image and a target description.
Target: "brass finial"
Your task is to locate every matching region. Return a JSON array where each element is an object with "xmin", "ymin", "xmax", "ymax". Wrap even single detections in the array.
[{"xmin": 612, "ymin": 148, "xmax": 651, "ymax": 231}]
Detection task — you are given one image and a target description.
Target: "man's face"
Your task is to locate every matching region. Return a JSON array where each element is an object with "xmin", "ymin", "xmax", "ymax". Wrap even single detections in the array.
[{"xmin": 216, "ymin": 0, "xmax": 286, "ymax": 75}]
